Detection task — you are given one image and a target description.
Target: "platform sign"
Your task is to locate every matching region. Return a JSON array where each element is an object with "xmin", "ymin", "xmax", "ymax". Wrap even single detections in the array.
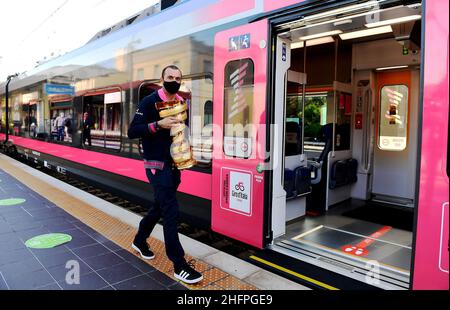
[
  {"xmin": 25, "ymin": 233, "xmax": 72, "ymax": 249},
  {"xmin": 44, "ymin": 83, "xmax": 75, "ymax": 96}
]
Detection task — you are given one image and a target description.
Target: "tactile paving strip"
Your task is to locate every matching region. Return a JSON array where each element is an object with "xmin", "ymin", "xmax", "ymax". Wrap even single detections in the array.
[{"xmin": 0, "ymin": 158, "xmax": 258, "ymax": 290}]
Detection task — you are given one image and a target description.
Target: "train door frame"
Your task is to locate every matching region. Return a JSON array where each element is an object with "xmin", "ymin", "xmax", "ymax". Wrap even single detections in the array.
[
  {"xmin": 211, "ymin": 19, "xmax": 270, "ymax": 249},
  {"xmin": 24, "ymin": 100, "xmax": 38, "ymax": 138},
  {"xmin": 264, "ymin": 0, "xmax": 388, "ymax": 248},
  {"xmin": 371, "ymin": 69, "xmax": 417, "ymax": 206},
  {"xmin": 410, "ymin": 0, "xmax": 449, "ymax": 290},
  {"xmin": 263, "ymin": 0, "xmax": 428, "ymax": 289},
  {"xmin": 270, "ymin": 36, "xmax": 311, "ymax": 239}
]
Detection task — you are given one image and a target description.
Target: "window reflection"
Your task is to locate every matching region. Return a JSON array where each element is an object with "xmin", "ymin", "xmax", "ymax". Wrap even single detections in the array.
[
  {"xmin": 179, "ymin": 76, "xmax": 213, "ymax": 167},
  {"xmin": 49, "ymin": 95, "xmax": 73, "ymax": 143},
  {"xmin": 83, "ymin": 90, "xmax": 122, "ymax": 150},
  {"xmin": 286, "ymin": 89, "xmax": 352, "ymax": 159},
  {"xmin": 223, "ymin": 59, "xmax": 254, "ymax": 159},
  {"xmin": 136, "ymin": 74, "xmax": 213, "ymax": 167},
  {"xmin": 286, "ymin": 93, "xmax": 328, "ymax": 158}
]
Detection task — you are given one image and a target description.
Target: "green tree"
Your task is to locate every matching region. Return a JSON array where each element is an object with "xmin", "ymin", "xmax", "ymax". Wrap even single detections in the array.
[
  {"xmin": 302, "ymin": 97, "xmax": 326, "ymax": 139},
  {"xmin": 285, "ymin": 95, "xmax": 326, "ymax": 139}
]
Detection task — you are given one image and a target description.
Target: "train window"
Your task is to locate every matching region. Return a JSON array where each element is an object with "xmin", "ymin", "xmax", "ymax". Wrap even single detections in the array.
[
  {"xmin": 49, "ymin": 96, "xmax": 74, "ymax": 143},
  {"xmin": 104, "ymin": 91, "xmax": 122, "ymax": 150},
  {"xmin": 12, "ymin": 95, "xmax": 21, "ymax": 136},
  {"xmin": 23, "ymin": 103, "xmax": 37, "ymax": 137},
  {"xmin": 179, "ymin": 74, "xmax": 213, "ymax": 167},
  {"xmin": 204, "ymin": 100, "xmax": 213, "ymax": 127},
  {"xmin": 378, "ymin": 85, "xmax": 409, "ymax": 151},
  {"xmin": 0, "ymin": 97, "xmax": 4, "ymax": 133},
  {"xmin": 104, "ymin": 103, "xmax": 121, "ymax": 149},
  {"xmin": 50, "ymin": 108, "xmax": 73, "ymax": 143},
  {"xmin": 83, "ymin": 90, "xmax": 122, "ymax": 150},
  {"xmin": 137, "ymin": 68, "xmax": 145, "ymax": 80},
  {"xmin": 223, "ymin": 58, "xmax": 254, "ymax": 158},
  {"xmin": 20, "ymin": 92, "xmax": 40, "ymax": 139},
  {"xmin": 153, "ymin": 65, "xmax": 160, "ymax": 77},
  {"xmin": 287, "ymin": 92, "xmax": 328, "ymax": 156},
  {"xmin": 85, "ymin": 97, "xmax": 105, "ymax": 147}
]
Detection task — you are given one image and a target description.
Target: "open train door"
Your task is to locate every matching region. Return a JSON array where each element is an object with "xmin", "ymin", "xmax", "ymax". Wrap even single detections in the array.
[
  {"xmin": 211, "ymin": 19, "xmax": 269, "ymax": 248},
  {"xmin": 412, "ymin": 0, "xmax": 449, "ymax": 290}
]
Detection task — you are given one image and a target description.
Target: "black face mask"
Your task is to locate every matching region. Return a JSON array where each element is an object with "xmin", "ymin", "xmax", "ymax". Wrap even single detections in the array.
[{"xmin": 163, "ymin": 81, "xmax": 181, "ymax": 95}]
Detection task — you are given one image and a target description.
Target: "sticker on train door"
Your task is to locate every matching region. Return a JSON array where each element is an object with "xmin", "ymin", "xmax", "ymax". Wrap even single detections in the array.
[
  {"xmin": 282, "ymin": 43, "xmax": 287, "ymax": 62},
  {"xmin": 221, "ymin": 168, "xmax": 252, "ymax": 216},
  {"xmin": 229, "ymin": 33, "xmax": 251, "ymax": 51}
]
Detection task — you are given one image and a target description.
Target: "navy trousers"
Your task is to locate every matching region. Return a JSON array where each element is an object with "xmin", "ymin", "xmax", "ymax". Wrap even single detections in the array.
[
  {"xmin": 57, "ymin": 126, "xmax": 65, "ymax": 141},
  {"xmin": 135, "ymin": 165, "xmax": 186, "ymax": 269}
]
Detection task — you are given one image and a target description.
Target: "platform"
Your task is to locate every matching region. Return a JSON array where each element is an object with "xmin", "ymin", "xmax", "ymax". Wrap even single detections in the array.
[{"xmin": 0, "ymin": 154, "xmax": 307, "ymax": 290}]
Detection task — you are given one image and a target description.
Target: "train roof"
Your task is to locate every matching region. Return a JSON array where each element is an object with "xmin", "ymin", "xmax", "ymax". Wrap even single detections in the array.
[{"xmin": 1, "ymin": 0, "xmax": 263, "ymax": 95}]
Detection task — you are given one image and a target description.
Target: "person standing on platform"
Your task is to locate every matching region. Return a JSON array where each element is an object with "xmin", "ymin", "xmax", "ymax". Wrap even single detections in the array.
[
  {"xmin": 55, "ymin": 112, "xmax": 66, "ymax": 141},
  {"xmin": 82, "ymin": 112, "xmax": 93, "ymax": 146}
]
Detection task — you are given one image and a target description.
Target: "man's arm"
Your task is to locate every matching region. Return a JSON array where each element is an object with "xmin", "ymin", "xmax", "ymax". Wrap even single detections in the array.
[{"xmin": 128, "ymin": 97, "xmax": 159, "ymax": 139}]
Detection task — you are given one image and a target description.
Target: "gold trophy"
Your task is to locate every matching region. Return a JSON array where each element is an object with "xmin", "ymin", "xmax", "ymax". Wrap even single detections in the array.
[{"xmin": 155, "ymin": 100, "xmax": 196, "ymax": 170}]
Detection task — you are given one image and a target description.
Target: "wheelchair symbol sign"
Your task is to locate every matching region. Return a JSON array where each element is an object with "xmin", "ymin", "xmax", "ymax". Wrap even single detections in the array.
[{"xmin": 229, "ymin": 34, "xmax": 251, "ymax": 51}]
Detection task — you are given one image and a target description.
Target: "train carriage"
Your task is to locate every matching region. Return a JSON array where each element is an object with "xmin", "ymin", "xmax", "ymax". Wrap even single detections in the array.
[{"xmin": 1, "ymin": 0, "xmax": 448, "ymax": 290}]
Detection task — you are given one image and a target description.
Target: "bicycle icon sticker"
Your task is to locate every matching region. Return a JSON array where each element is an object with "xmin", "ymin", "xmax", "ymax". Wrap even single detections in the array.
[{"xmin": 235, "ymin": 182, "xmax": 245, "ymax": 191}]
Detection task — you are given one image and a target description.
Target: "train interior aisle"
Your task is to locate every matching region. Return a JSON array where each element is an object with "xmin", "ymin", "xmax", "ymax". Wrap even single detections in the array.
[{"xmin": 270, "ymin": 2, "xmax": 422, "ymax": 289}]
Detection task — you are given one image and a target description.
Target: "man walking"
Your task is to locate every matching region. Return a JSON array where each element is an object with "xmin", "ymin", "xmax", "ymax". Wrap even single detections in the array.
[{"xmin": 128, "ymin": 65, "xmax": 203, "ymax": 284}]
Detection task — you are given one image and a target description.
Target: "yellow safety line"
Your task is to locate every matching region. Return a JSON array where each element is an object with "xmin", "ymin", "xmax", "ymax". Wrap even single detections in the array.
[{"xmin": 249, "ymin": 255, "xmax": 339, "ymax": 290}]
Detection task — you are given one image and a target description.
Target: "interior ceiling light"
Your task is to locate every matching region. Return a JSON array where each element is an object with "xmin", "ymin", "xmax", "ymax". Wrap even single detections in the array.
[
  {"xmin": 291, "ymin": 36, "xmax": 335, "ymax": 49},
  {"xmin": 339, "ymin": 25, "xmax": 393, "ymax": 40},
  {"xmin": 365, "ymin": 15, "xmax": 421, "ymax": 28},
  {"xmin": 291, "ymin": 42, "xmax": 304, "ymax": 49},
  {"xmin": 302, "ymin": 1, "xmax": 379, "ymax": 21},
  {"xmin": 376, "ymin": 65, "xmax": 408, "ymax": 71},
  {"xmin": 295, "ymin": 9, "xmax": 379, "ymax": 31},
  {"xmin": 299, "ymin": 30, "xmax": 342, "ymax": 41}
]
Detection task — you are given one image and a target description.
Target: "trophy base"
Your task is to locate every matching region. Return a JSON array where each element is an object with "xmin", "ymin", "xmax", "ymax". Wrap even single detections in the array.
[{"xmin": 175, "ymin": 159, "xmax": 196, "ymax": 170}]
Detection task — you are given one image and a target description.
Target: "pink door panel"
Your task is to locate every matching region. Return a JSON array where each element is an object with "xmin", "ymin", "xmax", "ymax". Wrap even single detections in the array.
[
  {"xmin": 412, "ymin": 0, "xmax": 449, "ymax": 290},
  {"xmin": 211, "ymin": 19, "xmax": 268, "ymax": 248}
]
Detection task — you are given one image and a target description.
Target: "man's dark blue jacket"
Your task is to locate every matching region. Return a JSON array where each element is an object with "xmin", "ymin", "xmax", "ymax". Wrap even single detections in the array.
[{"xmin": 128, "ymin": 91, "xmax": 172, "ymax": 165}]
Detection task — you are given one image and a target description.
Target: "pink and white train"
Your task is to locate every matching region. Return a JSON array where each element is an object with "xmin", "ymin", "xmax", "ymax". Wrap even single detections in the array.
[{"xmin": 1, "ymin": 0, "xmax": 448, "ymax": 290}]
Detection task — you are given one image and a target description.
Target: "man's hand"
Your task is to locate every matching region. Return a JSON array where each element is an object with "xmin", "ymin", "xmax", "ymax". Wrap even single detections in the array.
[{"xmin": 157, "ymin": 117, "xmax": 183, "ymax": 129}]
